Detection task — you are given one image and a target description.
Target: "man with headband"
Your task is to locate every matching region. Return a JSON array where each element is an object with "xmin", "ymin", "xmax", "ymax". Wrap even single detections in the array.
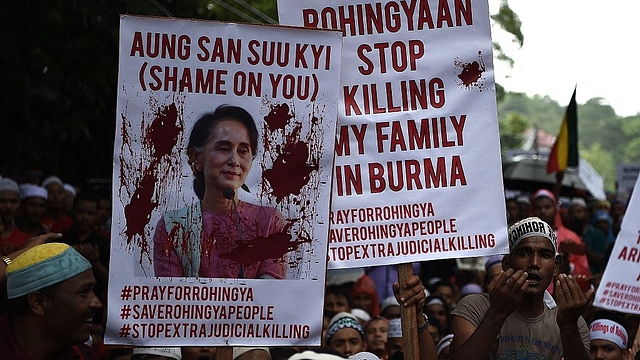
[
  {"xmin": 326, "ymin": 312, "xmax": 368, "ymax": 357},
  {"xmin": 589, "ymin": 312, "xmax": 631, "ymax": 360},
  {"xmin": 450, "ymin": 217, "xmax": 592, "ymax": 360},
  {"xmin": 1, "ymin": 241, "xmax": 102, "ymax": 359},
  {"xmin": 328, "ymin": 275, "xmax": 437, "ymax": 359}
]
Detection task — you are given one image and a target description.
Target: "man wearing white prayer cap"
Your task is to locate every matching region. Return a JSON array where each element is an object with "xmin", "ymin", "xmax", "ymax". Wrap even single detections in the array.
[
  {"xmin": 0, "ymin": 178, "xmax": 30, "ymax": 253},
  {"xmin": 17, "ymin": 184, "xmax": 48, "ymax": 237},
  {"xmin": 351, "ymin": 308, "xmax": 371, "ymax": 325},
  {"xmin": 133, "ymin": 347, "xmax": 182, "ymax": 360},
  {"xmin": 568, "ymin": 196, "xmax": 589, "ymax": 236},
  {"xmin": 380, "ymin": 295, "xmax": 401, "ymax": 319},
  {"xmin": 63, "ymin": 183, "xmax": 77, "ymax": 214},
  {"xmin": 450, "ymin": 216, "xmax": 592, "ymax": 360},
  {"xmin": 386, "ymin": 318, "xmax": 403, "ymax": 357},
  {"xmin": 40, "ymin": 175, "xmax": 73, "ymax": 233},
  {"xmin": 326, "ymin": 312, "xmax": 367, "ymax": 357},
  {"xmin": 232, "ymin": 347, "xmax": 270, "ymax": 360}
]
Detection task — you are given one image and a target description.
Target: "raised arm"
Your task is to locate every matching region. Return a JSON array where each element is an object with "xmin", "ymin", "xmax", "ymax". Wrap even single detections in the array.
[
  {"xmin": 450, "ymin": 268, "xmax": 528, "ymax": 360},
  {"xmin": 555, "ymin": 273, "xmax": 593, "ymax": 360},
  {"xmin": 393, "ymin": 274, "xmax": 437, "ymax": 360}
]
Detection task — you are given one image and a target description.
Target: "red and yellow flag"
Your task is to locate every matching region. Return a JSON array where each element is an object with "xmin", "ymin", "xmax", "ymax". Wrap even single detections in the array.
[{"xmin": 547, "ymin": 88, "xmax": 578, "ymax": 174}]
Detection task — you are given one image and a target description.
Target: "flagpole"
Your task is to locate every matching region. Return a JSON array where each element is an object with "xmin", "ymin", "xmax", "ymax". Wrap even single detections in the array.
[{"xmin": 553, "ymin": 171, "xmax": 564, "ymax": 203}]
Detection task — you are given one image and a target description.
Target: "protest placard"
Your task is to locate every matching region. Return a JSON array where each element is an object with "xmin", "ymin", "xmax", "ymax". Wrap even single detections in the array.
[
  {"xmin": 105, "ymin": 15, "xmax": 342, "ymax": 346},
  {"xmin": 617, "ymin": 163, "xmax": 640, "ymax": 199},
  {"xmin": 594, "ymin": 177, "xmax": 640, "ymax": 315},
  {"xmin": 278, "ymin": 0, "xmax": 509, "ymax": 269}
]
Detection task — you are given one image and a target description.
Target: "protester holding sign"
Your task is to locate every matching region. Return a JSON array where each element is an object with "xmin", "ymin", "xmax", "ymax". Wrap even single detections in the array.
[
  {"xmin": 153, "ymin": 105, "xmax": 287, "ymax": 279},
  {"xmin": 450, "ymin": 217, "xmax": 592, "ymax": 360}
]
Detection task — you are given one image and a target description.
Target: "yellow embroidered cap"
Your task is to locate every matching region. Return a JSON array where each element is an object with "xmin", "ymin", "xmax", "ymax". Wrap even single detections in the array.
[{"xmin": 6, "ymin": 242, "xmax": 91, "ymax": 299}]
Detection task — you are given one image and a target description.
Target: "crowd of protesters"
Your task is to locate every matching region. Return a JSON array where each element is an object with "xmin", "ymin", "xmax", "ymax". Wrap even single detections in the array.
[{"xmin": 0, "ymin": 168, "xmax": 638, "ymax": 360}]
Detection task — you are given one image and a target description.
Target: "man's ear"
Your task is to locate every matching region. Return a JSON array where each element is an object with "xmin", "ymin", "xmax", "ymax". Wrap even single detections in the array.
[
  {"xmin": 27, "ymin": 291, "xmax": 51, "ymax": 316},
  {"xmin": 501, "ymin": 255, "xmax": 510, "ymax": 271},
  {"xmin": 553, "ymin": 259, "xmax": 559, "ymax": 277}
]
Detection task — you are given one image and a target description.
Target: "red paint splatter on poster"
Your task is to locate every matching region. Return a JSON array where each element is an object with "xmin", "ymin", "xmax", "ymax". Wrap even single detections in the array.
[
  {"xmin": 220, "ymin": 223, "xmax": 310, "ymax": 266},
  {"xmin": 145, "ymin": 104, "xmax": 182, "ymax": 157},
  {"xmin": 119, "ymin": 101, "xmax": 184, "ymax": 258},
  {"xmin": 264, "ymin": 103, "xmax": 293, "ymax": 131},
  {"xmin": 264, "ymin": 140, "xmax": 318, "ymax": 202},
  {"xmin": 257, "ymin": 101, "xmax": 327, "ymax": 276},
  {"xmin": 454, "ymin": 51, "xmax": 486, "ymax": 89}
]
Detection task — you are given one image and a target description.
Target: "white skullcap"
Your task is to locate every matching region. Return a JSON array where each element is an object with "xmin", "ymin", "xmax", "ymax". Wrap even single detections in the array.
[
  {"xmin": 63, "ymin": 183, "xmax": 76, "ymax": 197},
  {"xmin": 0, "ymin": 178, "xmax": 19, "ymax": 194},
  {"xmin": 351, "ymin": 308, "xmax": 371, "ymax": 323},
  {"xmin": 288, "ymin": 351, "xmax": 345, "ymax": 360},
  {"xmin": 387, "ymin": 318, "xmax": 402, "ymax": 339},
  {"xmin": 508, "ymin": 217, "xmax": 557, "ymax": 253},
  {"xmin": 425, "ymin": 297, "xmax": 445, "ymax": 308},
  {"xmin": 516, "ymin": 196, "xmax": 530, "ymax": 205},
  {"xmin": 436, "ymin": 334, "xmax": 454, "ymax": 357},
  {"xmin": 484, "ymin": 255, "xmax": 503, "ymax": 272},
  {"xmin": 232, "ymin": 347, "xmax": 270, "ymax": 360},
  {"xmin": 570, "ymin": 197, "xmax": 587, "ymax": 208},
  {"xmin": 590, "ymin": 319, "xmax": 628, "ymax": 350},
  {"xmin": 132, "ymin": 347, "xmax": 182, "ymax": 360},
  {"xmin": 19, "ymin": 184, "xmax": 48, "ymax": 200},
  {"xmin": 42, "ymin": 175, "xmax": 63, "ymax": 188},
  {"xmin": 460, "ymin": 283, "xmax": 483, "ymax": 297},
  {"xmin": 348, "ymin": 352, "xmax": 379, "ymax": 360},
  {"xmin": 380, "ymin": 296, "xmax": 400, "ymax": 314},
  {"xmin": 326, "ymin": 312, "xmax": 364, "ymax": 344}
]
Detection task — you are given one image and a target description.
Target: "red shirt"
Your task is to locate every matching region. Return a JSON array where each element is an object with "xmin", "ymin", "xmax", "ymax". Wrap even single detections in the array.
[
  {"xmin": 41, "ymin": 215, "xmax": 73, "ymax": 234},
  {"xmin": 1, "ymin": 227, "xmax": 30, "ymax": 255}
]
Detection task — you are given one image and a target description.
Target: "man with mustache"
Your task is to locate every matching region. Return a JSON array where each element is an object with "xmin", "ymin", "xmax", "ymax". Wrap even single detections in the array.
[
  {"xmin": 449, "ymin": 217, "xmax": 592, "ymax": 360},
  {"xmin": 1, "ymin": 240, "xmax": 102, "ymax": 360}
]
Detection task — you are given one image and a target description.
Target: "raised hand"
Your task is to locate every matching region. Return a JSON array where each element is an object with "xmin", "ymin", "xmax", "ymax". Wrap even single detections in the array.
[
  {"xmin": 487, "ymin": 268, "xmax": 529, "ymax": 318},
  {"xmin": 393, "ymin": 274, "xmax": 426, "ymax": 311},
  {"xmin": 555, "ymin": 273, "xmax": 594, "ymax": 327}
]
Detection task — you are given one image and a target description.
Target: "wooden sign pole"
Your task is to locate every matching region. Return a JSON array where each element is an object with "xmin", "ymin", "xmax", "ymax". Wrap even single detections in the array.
[{"xmin": 397, "ymin": 263, "xmax": 420, "ymax": 360}]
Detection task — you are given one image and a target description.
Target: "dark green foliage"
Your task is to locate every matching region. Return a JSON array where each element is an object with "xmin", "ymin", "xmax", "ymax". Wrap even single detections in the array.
[
  {"xmin": 0, "ymin": 0, "xmax": 276, "ymax": 183},
  {"xmin": 497, "ymin": 92, "xmax": 640, "ymax": 191},
  {"xmin": 8, "ymin": 0, "xmax": 631, "ymax": 195}
]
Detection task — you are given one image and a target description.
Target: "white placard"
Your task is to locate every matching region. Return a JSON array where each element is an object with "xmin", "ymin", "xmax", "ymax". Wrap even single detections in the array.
[
  {"xmin": 106, "ymin": 15, "xmax": 342, "ymax": 346},
  {"xmin": 594, "ymin": 178, "xmax": 640, "ymax": 314},
  {"xmin": 278, "ymin": 0, "xmax": 509, "ymax": 268}
]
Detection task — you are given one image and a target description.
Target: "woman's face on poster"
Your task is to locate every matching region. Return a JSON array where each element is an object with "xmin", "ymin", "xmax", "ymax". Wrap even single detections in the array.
[{"xmin": 196, "ymin": 119, "xmax": 253, "ymax": 193}]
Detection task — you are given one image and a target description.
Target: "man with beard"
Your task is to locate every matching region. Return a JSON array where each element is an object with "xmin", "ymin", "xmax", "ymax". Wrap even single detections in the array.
[
  {"xmin": 531, "ymin": 189, "xmax": 591, "ymax": 280},
  {"xmin": 449, "ymin": 217, "xmax": 592, "ymax": 360},
  {"xmin": 567, "ymin": 197, "xmax": 589, "ymax": 237},
  {"xmin": 1, "ymin": 242, "xmax": 102, "ymax": 360}
]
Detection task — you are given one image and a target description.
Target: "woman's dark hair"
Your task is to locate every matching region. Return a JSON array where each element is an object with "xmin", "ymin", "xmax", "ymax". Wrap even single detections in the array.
[{"xmin": 188, "ymin": 105, "xmax": 258, "ymax": 199}]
